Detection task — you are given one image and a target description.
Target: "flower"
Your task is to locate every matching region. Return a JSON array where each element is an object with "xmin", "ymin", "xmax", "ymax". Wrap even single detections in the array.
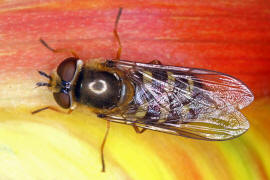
[{"xmin": 0, "ymin": 1, "xmax": 269, "ymax": 179}]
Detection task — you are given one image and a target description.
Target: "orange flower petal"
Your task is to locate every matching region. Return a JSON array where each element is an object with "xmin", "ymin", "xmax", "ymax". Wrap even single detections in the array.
[{"xmin": 0, "ymin": 1, "xmax": 269, "ymax": 179}]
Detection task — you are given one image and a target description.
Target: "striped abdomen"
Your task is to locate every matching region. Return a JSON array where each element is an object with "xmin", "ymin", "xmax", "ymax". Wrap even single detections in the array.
[{"xmin": 124, "ymin": 68, "xmax": 205, "ymax": 124}]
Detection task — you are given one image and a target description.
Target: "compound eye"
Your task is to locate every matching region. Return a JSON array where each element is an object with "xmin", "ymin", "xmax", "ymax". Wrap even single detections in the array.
[
  {"xmin": 57, "ymin": 57, "xmax": 78, "ymax": 82},
  {"xmin": 53, "ymin": 92, "xmax": 71, "ymax": 109}
]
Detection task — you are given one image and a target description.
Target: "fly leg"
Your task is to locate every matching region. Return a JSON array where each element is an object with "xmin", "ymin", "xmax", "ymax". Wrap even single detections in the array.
[
  {"xmin": 133, "ymin": 124, "xmax": 147, "ymax": 134},
  {"xmin": 100, "ymin": 120, "xmax": 110, "ymax": 172},
  {"xmin": 102, "ymin": 8, "xmax": 123, "ymax": 67},
  {"xmin": 96, "ymin": 114, "xmax": 111, "ymax": 172},
  {"xmin": 113, "ymin": 8, "xmax": 123, "ymax": 60},
  {"xmin": 31, "ymin": 106, "xmax": 73, "ymax": 114},
  {"xmin": 39, "ymin": 38, "xmax": 79, "ymax": 58}
]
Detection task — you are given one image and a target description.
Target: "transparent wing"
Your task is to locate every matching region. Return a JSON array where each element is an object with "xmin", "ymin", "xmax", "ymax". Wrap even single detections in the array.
[
  {"xmin": 105, "ymin": 110, "xmax": 249, "ymax": 140},
  {"xmin": 105, "ymin": 60, "xmax": 253, "ymax": 140}
]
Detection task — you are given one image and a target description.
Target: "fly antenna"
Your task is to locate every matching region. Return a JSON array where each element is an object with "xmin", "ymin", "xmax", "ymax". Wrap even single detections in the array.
[
  {"xmin": 35, "ymin": 82, "xmax": 51, "ymax": 88},
  {"xmin": 38, "ymin": 71, "xmax": 52, "ymax": 80}
]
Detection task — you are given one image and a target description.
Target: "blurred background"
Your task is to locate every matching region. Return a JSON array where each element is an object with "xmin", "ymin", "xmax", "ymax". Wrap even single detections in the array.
[{"xmin": 0, "ymin": 0, "xmax": 269, "ymax": 179}]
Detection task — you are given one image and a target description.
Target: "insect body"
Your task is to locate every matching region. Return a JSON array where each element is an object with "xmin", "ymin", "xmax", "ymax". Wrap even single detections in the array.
[
  {"xmin": 35, "ymin": 57, "xmax": 253, "ymax": 140},
  {"xmin": 102, "ymin": 60, "xmax": 254, "ymax": 140},
  {"xmin": 33, "ymin": 8, "xmax": 254, "ymax": 171}
]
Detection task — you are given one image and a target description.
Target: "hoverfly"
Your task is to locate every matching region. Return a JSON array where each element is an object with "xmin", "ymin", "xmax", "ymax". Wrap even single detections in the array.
[{"xmin": 33, "ymin": 8, "xmax": 254, "ymax": 172}]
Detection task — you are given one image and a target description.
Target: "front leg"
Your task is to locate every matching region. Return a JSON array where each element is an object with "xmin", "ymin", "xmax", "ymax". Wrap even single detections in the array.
[
  {"xmin": 39, "ymin": 38, "xmax": 79, "ymax": 58},
  {"xmin": 32, "ymin": 106, "xmax": 73, "ymax": 114}
]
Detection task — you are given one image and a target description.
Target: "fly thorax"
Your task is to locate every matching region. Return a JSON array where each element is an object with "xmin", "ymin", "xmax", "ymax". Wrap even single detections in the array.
[{"xmin": 74, "ymin": 68, "xmax": 122, "ymax": 109}]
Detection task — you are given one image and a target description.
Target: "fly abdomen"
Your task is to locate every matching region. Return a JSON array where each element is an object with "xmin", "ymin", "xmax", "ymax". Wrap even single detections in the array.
[
  {"xmin": 127, "ymin": 68, "xmax": 203, "ymax": 124},
  {"xmin": 166, "ymin": 71, "xmax": 204, "ymax": 123},
  {"xmin": 129, "ymin": 69, "xmax": 169, "ymax": 124}
]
